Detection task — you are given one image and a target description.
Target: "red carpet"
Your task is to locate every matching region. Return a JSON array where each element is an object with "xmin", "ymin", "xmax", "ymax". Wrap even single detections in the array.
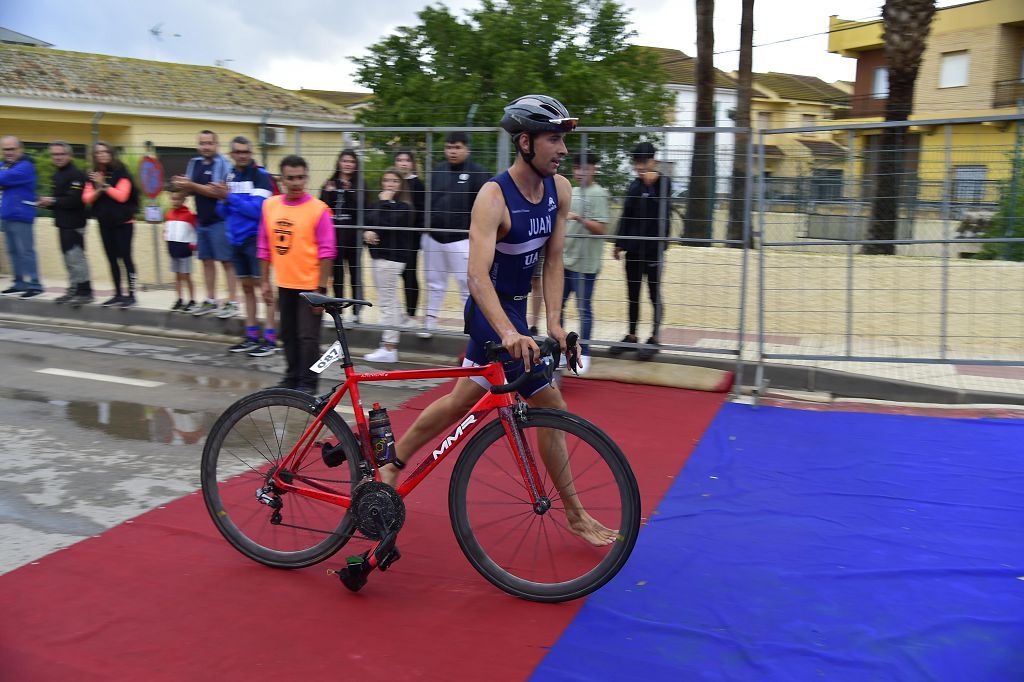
[{"xmin": 1, "ymin": 378, "xmax": 725, "ymax": 681}]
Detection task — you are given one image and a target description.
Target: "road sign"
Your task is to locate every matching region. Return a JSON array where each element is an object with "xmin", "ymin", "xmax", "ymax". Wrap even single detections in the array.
[{"xmin": 139, "ymin": 156, "xmax": 165, "ymax": 199}]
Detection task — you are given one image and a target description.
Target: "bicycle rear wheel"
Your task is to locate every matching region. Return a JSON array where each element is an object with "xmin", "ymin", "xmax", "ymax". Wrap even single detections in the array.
[
  {"xmin": 201, "ymin": 388, "xmax": 363, "ymax": 568},
  {"xmin": 449, "ymin": 408, "xmax": 640, "ymax": 602}
]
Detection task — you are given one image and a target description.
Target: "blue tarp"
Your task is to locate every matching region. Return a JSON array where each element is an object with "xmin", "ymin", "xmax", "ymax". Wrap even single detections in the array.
[{"xmin": 534, "ymin": 404, "xmax": 1024, "ymax": 681}]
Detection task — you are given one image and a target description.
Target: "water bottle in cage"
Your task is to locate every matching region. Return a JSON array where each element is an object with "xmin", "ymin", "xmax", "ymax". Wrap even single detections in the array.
[{"xmin": 368, "ymin": 403, "xmax": 396, "ymax": 467}]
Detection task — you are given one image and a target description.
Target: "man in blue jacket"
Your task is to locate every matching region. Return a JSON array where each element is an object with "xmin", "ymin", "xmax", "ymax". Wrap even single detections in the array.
[
  {"xmin": 215, "ymin": 135, "xmax": 276, "ymax": 356},
  {"xmin": 0, "ymin": 136, "xmax": 42, "ymax": 297}
]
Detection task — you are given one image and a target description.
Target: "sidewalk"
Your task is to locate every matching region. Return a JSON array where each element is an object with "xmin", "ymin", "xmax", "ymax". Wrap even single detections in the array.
[{"xmin": 1, "ymin": 279, "xmax": 1022, "ymax": 406}]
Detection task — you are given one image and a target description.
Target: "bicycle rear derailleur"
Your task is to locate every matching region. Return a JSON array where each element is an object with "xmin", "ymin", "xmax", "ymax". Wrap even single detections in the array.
[{"xmin": 331, "ymin": 481, "xmax": 405, "ymax": 592}]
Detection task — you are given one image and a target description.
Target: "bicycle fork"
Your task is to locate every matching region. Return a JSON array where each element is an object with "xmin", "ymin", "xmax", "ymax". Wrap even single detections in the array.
[{"xmin": 500, "ymin": 405, "xmax": 550, "ymax": 514}]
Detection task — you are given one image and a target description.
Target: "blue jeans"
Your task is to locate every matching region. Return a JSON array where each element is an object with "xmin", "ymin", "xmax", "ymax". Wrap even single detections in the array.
[
  {"xmin": 1, "ymin": 220, "xmax": 41, "ymax": 290},
  {"xmin": 562, "ymin": 269, "xmax": 597, "ymax": 354}
]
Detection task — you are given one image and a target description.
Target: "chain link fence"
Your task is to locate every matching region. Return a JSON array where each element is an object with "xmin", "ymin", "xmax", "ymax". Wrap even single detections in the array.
[{"xmin": 4, "ymin": 115, "xmax": 1022, "ymax": 396}]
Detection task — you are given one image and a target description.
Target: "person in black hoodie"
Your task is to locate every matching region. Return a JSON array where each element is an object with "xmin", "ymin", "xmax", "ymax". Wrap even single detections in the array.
[
  {"xmin": 394, "ymin": 148, "xmax": 425, "ymax": 323},
  {"xmin": 83, "ymin": 141, "xmax": 139, "ymax": 308},
  {"xmin": 362, "ymin": 168, "xmax": 414, "ymax": 364},
  {"xmin": 417, "ymin": 131, "xmax": 488, "ymax": 339},
  {"xmin": 610, "ymin": 141, "xmax": 671, "ymax": 360},
  {"xmin": 38, "ymin": 141, "xmax": 93, "ymax": 305},
  {"xmin": 319, "ymin": 148, "xmax": 364, "ymax": 321}
]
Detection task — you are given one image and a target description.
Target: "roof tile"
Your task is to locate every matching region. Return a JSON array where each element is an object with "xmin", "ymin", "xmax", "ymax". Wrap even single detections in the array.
[
  {"xmin": 0, "ymin": 44, "xmax": 353, "ymax": 122},
  {"xmin": 753, "ymin": 72, "xmax": 850, "ymax": 104}
]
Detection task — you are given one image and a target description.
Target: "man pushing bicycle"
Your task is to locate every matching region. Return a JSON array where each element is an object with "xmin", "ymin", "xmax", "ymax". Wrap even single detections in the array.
[{"xmin": 379, "ymin": 95, "xmax": 616, "ymax": 547}]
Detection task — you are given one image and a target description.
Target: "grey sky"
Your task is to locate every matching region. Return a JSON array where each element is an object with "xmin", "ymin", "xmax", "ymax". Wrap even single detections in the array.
[{"xmin": 3, "ymin": 0, "xmax": 966, "ymax": 92}]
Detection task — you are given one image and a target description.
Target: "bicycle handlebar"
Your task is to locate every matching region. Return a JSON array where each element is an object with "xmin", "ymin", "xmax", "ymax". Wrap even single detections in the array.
[{"xmin": 486, "ymin": 332, "xmax": 580, "ymax": 395}]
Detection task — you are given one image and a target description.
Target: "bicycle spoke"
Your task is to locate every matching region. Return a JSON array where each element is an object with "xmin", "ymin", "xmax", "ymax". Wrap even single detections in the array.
[
  {"xmin": 202, "ymin": 390, "xmax": 358, "ymax": 568},
  {"xmin": 453, "ymin": 411, "xmax": 638, "ymax": 600}
]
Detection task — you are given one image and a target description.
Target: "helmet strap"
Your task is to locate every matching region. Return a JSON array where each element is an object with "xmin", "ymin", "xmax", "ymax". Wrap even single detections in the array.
[{"xmin": 516, "ymin": 133, "xmax": 545, "ymax": 178}]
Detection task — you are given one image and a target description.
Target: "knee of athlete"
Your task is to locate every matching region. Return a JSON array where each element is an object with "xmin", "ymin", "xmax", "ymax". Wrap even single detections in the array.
[{"xmin": 533, "ymin": 387, "xmax": 566, "ymax": 411}]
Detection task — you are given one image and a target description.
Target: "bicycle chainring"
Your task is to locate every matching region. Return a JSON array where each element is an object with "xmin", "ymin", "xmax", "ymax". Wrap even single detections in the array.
[{"xmin": 351, "ymin": 481, "xmax": 406, "ymax": 540}]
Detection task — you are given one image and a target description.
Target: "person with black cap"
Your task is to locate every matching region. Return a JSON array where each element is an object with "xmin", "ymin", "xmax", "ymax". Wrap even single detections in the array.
[{"xmin": 609, "ymin": 141, "xmax": 671, "ymax": 360}]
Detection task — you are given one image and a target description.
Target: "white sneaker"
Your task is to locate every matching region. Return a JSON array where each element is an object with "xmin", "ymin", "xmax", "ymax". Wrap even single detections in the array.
[
  {"xmin": 577, "ymin": 354, "xmax": 592, "ymax": 375},
  {"xmin": 400, "ymin": 314, "xmax": 416, "ymax": 329},
  {"xmin": 216, "ymin": 301, "xmax": 239, "ymax": 319},
  {"xmin": 416, "ymin": 317, "xmax": 437, "ymax": 339},
  {"xmin": 363, "ymin": 347, "xmax": 398, "ymax": 363}
]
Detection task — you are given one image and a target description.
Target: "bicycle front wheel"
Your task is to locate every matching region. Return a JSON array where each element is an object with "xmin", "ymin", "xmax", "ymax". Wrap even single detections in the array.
[
  {"xmin": 201, "ymin": 388, "xmax": 363, "ymax": 569},
  {"xmin": 449, "ymin": 408, "xmax": 640, "ymax": 602}
]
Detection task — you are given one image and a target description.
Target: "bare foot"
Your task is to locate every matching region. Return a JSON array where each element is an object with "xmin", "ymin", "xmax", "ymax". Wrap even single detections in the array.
[
  {"xmin": 378, "ymin": 462, "xmax": 401, "ymax": 488},
  {"xmin": 566, "ymin": 508, "xmax": 619, "ymax": 547}
]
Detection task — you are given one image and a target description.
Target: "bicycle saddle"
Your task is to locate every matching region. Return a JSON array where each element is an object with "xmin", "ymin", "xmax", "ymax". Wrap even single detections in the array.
[{"xmin": 299, "ymin": 292, "xmax": 373, "ymax": 310}]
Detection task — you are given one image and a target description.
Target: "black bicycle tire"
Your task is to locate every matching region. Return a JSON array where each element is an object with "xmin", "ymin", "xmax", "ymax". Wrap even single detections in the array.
[
  {"xmin": 201, "ymin": 388, "xmax": 362, "ymax": 569},
  {"xmin": 448, "ymin": 408, "xmax": 641, "ymax": 602}
]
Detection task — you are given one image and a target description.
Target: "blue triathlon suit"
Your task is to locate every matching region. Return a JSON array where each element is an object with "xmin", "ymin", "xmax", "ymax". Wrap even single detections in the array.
[{"xmin": 465, "ymin": 171, "xmax": 558, "ymax": 398}]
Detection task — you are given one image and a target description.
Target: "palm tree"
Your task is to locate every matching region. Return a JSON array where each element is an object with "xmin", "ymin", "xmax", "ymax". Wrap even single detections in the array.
[
  {"xmin": 726, "ymin": 0, "xmax": 754, "ymax": 247},
  {"xmin": 685, "ymin": 0, "xmax": 715, "ymax": 246},
  {"xmin": 863, "ymin": 0, "xmax": 936, "ymax": 255}
]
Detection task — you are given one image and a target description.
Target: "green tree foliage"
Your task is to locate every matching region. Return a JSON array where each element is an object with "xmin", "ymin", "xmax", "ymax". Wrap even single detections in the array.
[
  {"xmin": 353, "ymin": 0, "xmax": 672, "ymax": 158},
  {"xmin": 977, "ymin": 170, "xmax": 1024, "ymax": 262},
  {"xmin": 24, "ymin": 148, "xmax": 90, "ymax": 220}
]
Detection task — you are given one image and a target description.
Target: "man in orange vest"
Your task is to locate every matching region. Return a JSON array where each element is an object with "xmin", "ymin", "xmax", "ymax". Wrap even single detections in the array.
[{"xmin": 257, "ymin": 155, "xmax": 337, "ymax": 393}]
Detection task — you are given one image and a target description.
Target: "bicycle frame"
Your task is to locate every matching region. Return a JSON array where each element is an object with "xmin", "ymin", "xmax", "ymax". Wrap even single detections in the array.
[{"xmin": 268, "ymin": 359, "xmax": 546, "ymax": 506}]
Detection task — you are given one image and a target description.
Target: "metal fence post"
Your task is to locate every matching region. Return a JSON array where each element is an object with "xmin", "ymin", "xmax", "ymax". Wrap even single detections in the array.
[
  {"xmin": 424, "ymin": 132, "xmax": 433, "ymax": 232},
  {"xmin": 496, "ymin": 130, "xmax": 510, "ymax": 172},
  {"xmin": 754, "ymin": 130, "xmax": 768, "ymax": 402},
  {"xmin": 733, "ymin": 128, "xmax": 754, "ymax": 399},
  {"xmin": 845, "ymin": 129, "xmax": 856, "ymax": 358},
  {"xmin": 939, "ymin": 124, "xmax": 953, "ymax": 359}
]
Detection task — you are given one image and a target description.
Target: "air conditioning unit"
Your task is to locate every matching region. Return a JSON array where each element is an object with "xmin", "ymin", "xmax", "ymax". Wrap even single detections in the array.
[{"xmin": 263, "ymin": 126, "xmax": 287, "ymax": 146}]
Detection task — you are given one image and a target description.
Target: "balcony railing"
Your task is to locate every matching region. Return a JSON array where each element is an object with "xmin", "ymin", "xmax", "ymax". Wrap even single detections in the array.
[{"xmin": 994, "ymin": 79, "xmax": 1024, "ymax": 108}]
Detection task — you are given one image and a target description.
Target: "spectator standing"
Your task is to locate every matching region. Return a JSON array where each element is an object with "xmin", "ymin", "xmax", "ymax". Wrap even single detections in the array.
[
  {"xmin": 171, "ymin": 130, "xmax": 238, "ymax": 317},
  {"xmin": 610, "ymin": 142, "xmax": 671, "ymax": 360},
  {"xmin": 0, "ymin": 136, "xmax": 42, "ymax": 298},
  {"xmin": 418, "ymin": 131, "xmax": 488, "ymax": 338},
  {"xmin": 561, "ymin": 150, "xmax": 610, "ymax": 374},
  {"xmin": 393, "ymin": 148, "xmax": 424, "ymax": 324},
  {"xmin": 319, "ymin": 149, "xmax": 364, "ymax": 321},
  {"xmin": 217, "ymin": 136, "xmax": 276, "ymax": 356},
  {"xmin": 164, "ymin": 189, "xmax": 197, "ymax": 312},
  {"xmin": 363, "ymin": 168, "xmax": 413, "ymax": 363},
  {"xmin": 39, "ymin": 140, "xmax": 93, "ymax": 305},
  {"xmin": 258, "ymin": 156, "xmax": 336, "ymax": 394},
  {"xmin": 83, "ymin": 141, "xmax": 139, "ymax": 308}
]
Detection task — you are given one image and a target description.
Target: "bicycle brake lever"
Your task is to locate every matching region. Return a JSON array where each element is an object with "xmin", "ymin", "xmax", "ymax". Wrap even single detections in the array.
[{"xmin": 565, "ymin": 332, "xmax": 581, "ymax": 375}]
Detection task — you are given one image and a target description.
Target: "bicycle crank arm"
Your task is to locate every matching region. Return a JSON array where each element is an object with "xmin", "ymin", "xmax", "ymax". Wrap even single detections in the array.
[{"xmin": 328, "ymin": 530, "xmax": 402, "ymax": 593}]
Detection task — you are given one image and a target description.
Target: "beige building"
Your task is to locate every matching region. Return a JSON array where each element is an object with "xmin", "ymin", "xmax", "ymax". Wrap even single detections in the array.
[
  {"xmin": 745, "ymin": 72, "xmax": 851, "ymax": 199},
  {"xmin": 0, "ymin": 42, "xmax": 356, "ymax": 175},
  {"xmin": 0, "ymin": 42, "xmax": 358, "ymax": 287},
  {"xmin": 828, "ymin": 0, "xmax": 1024, "ymax": 207}
]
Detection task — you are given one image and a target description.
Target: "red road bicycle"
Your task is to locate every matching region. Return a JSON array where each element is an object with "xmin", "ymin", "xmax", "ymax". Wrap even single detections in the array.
[{"xmin": 201, "ymin": 293, "xmax": 640, "ymax": 602}]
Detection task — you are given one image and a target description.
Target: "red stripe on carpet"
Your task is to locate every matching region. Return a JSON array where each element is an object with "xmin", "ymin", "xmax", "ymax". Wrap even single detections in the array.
[{"xmin": 1, "ymin": 378, "xmax": 724, "ymax": 681}]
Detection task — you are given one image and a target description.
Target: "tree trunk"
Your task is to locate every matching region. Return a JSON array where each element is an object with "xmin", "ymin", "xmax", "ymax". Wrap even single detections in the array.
[
  {"xmin": 685, "ymin": 0, "xmax": 715, "ymax": 246},
  {"xmin": 863, "ymin": 0, "xmax": 936, "ymax": 255},
  {"xmin": 726, "ymin": 0, "xmax": 754, "ymax": 247}
]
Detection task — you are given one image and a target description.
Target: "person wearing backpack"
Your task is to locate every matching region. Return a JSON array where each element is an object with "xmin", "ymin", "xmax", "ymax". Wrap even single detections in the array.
[{"xmin": 83, "ymin": 141, "xmax": 139, "ymax": 308}]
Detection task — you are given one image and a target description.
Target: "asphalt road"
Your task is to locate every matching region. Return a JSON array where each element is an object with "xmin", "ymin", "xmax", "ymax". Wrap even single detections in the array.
[{"xmin": 0, "ymin": 319, "xmax": 448, "ymax": 574}]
